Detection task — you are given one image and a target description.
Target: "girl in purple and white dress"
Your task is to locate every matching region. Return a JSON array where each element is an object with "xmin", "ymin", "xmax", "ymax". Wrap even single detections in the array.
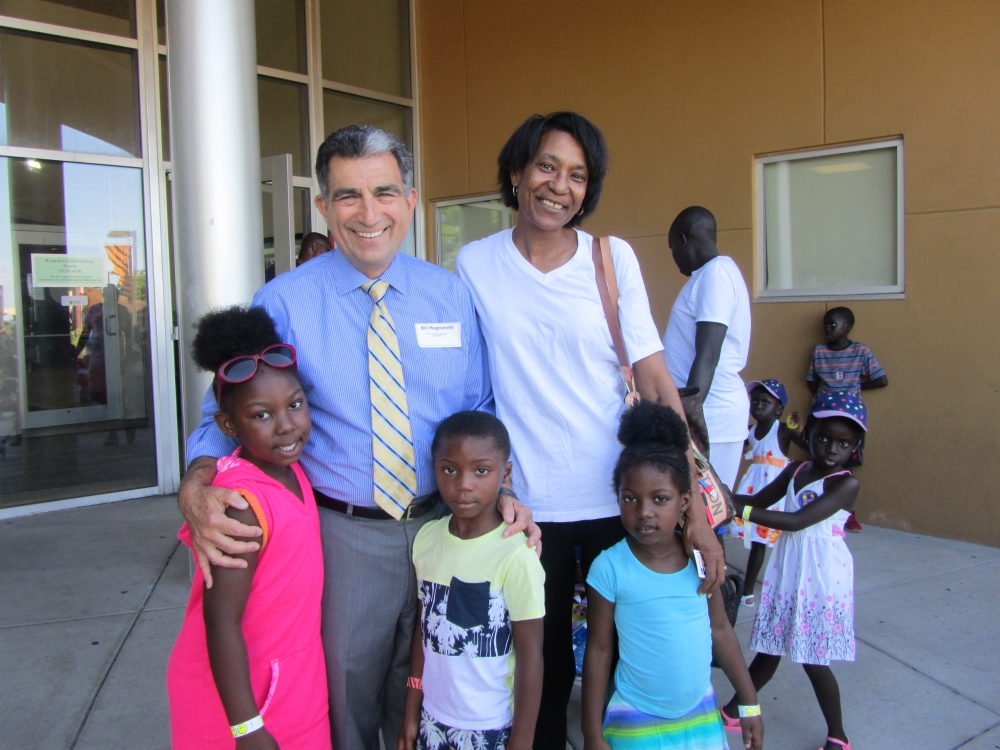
[{"xmin": 720, "ymin": 391, "xmax": 867, "ymax": 750}]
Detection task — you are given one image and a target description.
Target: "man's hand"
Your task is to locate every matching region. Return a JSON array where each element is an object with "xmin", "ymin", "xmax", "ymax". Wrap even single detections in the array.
[
  {"xmin": 498, "ymin": 492, "xmax": 542, "ymax": 558},
  {"xmin": 682, "ymin": 514, "xmax": 725, "ymax": 595},
  {"xmin": 178, "ymin": 457, "xmax": 262, "ymax": 588}
]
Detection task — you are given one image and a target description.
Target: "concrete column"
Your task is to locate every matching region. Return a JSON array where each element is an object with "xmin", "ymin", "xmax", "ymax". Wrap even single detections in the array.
[{"xmin": 166, "ymin": 0, "xmax": 263, "ymax": 452}]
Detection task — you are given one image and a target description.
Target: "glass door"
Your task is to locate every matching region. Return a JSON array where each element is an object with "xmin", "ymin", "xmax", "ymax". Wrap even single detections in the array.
[{"xmin": 0, "ymin": 157, "xmax": 157, "ymax": 507}]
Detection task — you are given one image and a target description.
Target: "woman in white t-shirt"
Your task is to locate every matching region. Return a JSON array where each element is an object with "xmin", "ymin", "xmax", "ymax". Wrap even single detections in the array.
[{"xmin": 454, "ymin": 112, "xmax": 722, "ymax": 750}]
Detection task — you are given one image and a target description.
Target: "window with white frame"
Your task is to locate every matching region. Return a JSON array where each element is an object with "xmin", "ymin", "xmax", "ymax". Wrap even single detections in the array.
[
  {"xmin": 434, "ymin": 195, "xmax": 513, "ymax": 272},
  {"xmin": 755, "ymin": 139, "xmax": 904, "ymax": 300}
]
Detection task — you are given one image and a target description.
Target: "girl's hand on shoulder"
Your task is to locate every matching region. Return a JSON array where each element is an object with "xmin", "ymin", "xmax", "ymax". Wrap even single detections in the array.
[
  {"xmin": 741, "ymin": 715, "xmax": 764, "ymax": 750},
  {"xmin": 235, "ymin": 727, "xmax": 279, "ymax": 750}
]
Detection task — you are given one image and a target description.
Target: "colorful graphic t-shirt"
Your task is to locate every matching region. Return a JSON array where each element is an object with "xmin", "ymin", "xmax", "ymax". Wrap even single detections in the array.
[
  {"xmin": 806, "ymin": 341, "xmax": 885, "ymax": 394},
  {"xmin": 412, "ymin": 518, "xmax": 546, "ymax": 731}
]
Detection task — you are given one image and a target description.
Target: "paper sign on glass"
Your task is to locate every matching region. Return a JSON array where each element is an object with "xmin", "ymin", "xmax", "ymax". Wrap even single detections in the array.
[
  {"xmin": 31, "ymin": 254, "xmax": 105, "ymax": 288},
  {"xmin": 415, "ymin": 322, "xmax": 461, "ymax": 348}
]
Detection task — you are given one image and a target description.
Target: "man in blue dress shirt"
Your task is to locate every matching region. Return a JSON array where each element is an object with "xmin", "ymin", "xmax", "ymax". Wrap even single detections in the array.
[{"xmin": 178, "ymin": 126, "xmax": 536, "ymax": 750}]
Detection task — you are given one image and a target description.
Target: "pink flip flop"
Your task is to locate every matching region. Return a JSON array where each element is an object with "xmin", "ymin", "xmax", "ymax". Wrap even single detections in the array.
[
  {"xmin": 820, "ymin": 738, "xmax": 851, "ymax": 750},
  {"xmin": 720, "ymin": 708, "xmax": 741, "ymax": 733}
]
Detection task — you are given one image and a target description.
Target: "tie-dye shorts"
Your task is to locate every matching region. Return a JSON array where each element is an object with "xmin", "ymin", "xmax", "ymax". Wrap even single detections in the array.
[{"xmin": 602, "ymin": 686, "xmax": 727, "ymax": 750}]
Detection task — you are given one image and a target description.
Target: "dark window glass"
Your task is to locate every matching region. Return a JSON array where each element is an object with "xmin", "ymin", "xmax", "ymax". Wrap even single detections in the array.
[
  {"xmin": 320, "ymin": 0, "xmax": 410, "ymax": 97},
  {"xmin": 159, "ymin": 55, "xmax": 169, "ymax": 161},
  {"xmin": 322, "ymin": 89, "xmax": 411, "ymax": 149},
  {"xmin": 0, "ymin": 31, "xmax": 141, "ymax": 158},
  {"xmin": 257, "ymin": 0, "xmax": 307, "ymax": 74},
  {"xmin": 258, "ymin": 76, "xmax": 310, "ymax": 177}
]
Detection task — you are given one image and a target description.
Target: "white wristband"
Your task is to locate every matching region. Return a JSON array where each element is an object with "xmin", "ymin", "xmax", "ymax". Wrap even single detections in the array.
[
  {"xmin": 738, "ymin": 704, "xmax": 761, "ymax": 718},
  {"xmin": 231, "ymin": 714, "xmax": 264, "ymax": 738}
]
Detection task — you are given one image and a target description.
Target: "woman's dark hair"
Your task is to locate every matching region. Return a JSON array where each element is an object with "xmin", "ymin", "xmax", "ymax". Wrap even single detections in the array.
[
  {"xmin": 497, "ymin": 111, "xmax": 608, "ymax": 227},
  {"xmin": 432, "ymin": 410, "xmax": 511, "ymax": 461},
  {"xmin": 191, "ymin": 305, "xmax": 291, "ymax": 410},
  {"xmin": 613, "ymin": 401, "xmax": 692, "ymax": 494}
]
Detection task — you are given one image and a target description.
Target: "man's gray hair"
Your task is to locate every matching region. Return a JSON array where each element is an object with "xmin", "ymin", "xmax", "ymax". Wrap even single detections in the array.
[{"xmin": 314, "ymin": 124, "xmax": 414, "ymax": 198}]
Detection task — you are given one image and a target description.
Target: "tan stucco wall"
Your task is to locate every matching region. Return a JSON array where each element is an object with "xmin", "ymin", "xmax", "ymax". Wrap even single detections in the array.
[{"xmin": 416, "ymin": 0, "xmax": 1000, "ymax": 545}]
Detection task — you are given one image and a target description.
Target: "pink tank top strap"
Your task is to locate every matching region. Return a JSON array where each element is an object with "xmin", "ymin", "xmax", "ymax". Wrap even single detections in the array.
[{"xmin": 792, "ymin": 461, "xmax": 809, "ymax": 478}]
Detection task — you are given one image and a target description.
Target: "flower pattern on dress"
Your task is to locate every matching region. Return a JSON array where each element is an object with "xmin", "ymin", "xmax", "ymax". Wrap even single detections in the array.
[{"xmin": 749, "ymin": 465, "xmax": 856, "ymax": 666}]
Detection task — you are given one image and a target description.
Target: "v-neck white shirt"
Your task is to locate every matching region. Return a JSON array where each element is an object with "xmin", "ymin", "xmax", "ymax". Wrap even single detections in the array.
[{"xmin": 456, "ymin": 229, "xmax": 663, "ymax": 522}]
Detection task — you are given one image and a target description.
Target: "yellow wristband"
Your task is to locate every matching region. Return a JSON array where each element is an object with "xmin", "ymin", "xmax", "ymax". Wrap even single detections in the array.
[
  {"xmin": 230, "ymin": 715, "xmax": 264, "ymax": 738},
  {"xmin": 742, "ymin": 505, "xmax": 753, "ymax": 522},
  {"xmin": 738, "ymin": 705, "xmax": 761, "ymax": 718}
]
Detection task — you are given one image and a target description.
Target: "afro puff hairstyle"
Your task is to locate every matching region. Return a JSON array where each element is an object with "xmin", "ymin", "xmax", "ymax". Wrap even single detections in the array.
[
  {"xmin": 613, "ymin": 400, "xmax": 692, "ymax": 494},
  {"xmin": 191, "ymin": 305, "xmax": 293, "ymax": 411}
]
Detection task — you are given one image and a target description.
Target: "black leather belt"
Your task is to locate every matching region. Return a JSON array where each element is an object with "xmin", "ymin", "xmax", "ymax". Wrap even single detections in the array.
[{"xmin": 314, "ymin": 490, "xmax": 439, "ymax": 521}]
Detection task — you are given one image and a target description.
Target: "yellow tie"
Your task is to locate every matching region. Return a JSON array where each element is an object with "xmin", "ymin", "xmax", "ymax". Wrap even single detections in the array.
[{"xmin": 363, "ymin": 280, "xmax": 417, "ymax": 519}]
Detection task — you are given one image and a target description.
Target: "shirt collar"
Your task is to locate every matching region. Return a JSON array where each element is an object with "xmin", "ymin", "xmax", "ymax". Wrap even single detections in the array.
[{"xmin": 329, "ymin": 247, "xmax": 409, "ymax": 297}]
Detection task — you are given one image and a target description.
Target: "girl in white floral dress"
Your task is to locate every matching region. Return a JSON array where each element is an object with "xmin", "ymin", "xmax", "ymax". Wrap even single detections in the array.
[{"xmin": 720, "ymin": 391, "xmax": 867, "ymax": 750}]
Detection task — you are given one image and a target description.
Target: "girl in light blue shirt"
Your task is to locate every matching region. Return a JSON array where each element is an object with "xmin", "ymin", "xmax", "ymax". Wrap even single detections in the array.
[{"xmin": 582, "ymin": 402, "xmax": 763, "ymax": 750}]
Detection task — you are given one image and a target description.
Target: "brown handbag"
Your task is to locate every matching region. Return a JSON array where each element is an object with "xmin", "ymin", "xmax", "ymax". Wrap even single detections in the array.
[{"xmin": 592, "ymin": 236, "xmax": 640, "ymax": 407}]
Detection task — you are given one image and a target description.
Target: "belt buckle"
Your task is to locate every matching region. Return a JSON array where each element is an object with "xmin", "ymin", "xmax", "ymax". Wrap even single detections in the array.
[{"xmin": 346, "ymin": 503, "xmax": 354, "ymax": 517}]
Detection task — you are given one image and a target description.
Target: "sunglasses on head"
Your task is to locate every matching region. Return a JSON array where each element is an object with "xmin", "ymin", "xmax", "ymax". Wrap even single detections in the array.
[{"xmin": 215, "ymin": 343, "xmax": 297, "ymax": 403}]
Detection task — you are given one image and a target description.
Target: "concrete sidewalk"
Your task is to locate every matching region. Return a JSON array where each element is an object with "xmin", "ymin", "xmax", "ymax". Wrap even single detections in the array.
[{"xmin": 2, "ymin": 495, "xmax": 998, "ymax": 749}]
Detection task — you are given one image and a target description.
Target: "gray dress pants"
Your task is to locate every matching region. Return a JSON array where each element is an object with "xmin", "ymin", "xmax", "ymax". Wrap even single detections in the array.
[{"xmin": 318, "ymin": 502, "xmax": 447, "ymax": 750}]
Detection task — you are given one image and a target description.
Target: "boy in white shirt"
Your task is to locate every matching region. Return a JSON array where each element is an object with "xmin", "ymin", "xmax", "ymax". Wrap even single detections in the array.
[{"xmin": 400, "ymin": 411, "xmax": 545, "ymax": 750}]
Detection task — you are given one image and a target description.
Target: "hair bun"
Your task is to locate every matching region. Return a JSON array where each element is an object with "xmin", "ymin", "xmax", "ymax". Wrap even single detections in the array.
[
  {"xmin": 191, "ymin": 305, "xmax": 281, "ymax": 374},
  {"xmin": 617, "ymin": 400, "xmax": 690, "ymax": 452}
]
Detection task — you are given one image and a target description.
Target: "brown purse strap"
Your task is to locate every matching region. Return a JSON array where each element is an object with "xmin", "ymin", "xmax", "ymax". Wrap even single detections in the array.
[{"xmin": 592, "ymin": 236, "xmax": 637, "ymax": 396}]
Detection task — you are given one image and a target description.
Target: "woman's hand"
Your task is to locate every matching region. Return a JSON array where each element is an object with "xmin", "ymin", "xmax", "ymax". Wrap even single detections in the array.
[
  {"xmin": 740, "ymin": 715, "xmax": 764, "ymax": 750},
  {"xmin": 178, "ymin": 457, "xmax": 262, "ymax": 588},
  {"xmin": 498, "ymin": 492, "xmax": 542, "ymax": 558},
  {"xmin": 682, "ymin": 515, "xmax": 725, "ymax": 594}
]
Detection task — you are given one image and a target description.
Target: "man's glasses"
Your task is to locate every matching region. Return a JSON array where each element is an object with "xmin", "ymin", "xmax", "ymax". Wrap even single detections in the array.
[{"xmin": 215, "ymin": 343, "xmax": 297, "ymax": 402}]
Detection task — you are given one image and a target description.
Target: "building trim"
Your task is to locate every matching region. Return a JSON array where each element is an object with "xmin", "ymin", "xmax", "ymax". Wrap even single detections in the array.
[
  {"xmin": 0, "ymin": 485, "xmax": 165, "ymax": 520},
  {"xmin": 321, "ymin": 78, "xmax": 414, "ymax": 108},
  {"xmin": 0, "ymin": 145, "xmax": 142, "ymax": 168},
  {"xmin": 0, "ymin": 13, "xmax": 138, "ymax": 48}
]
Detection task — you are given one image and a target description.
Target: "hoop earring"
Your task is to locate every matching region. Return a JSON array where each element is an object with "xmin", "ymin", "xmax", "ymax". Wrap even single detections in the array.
[
  {"xmin": 512, "ymin": 185, "xmax": 517, "ymax": 197},
  {"xmin": 578, "ymin": 208, "xmax": 584, "ymax": 216}
]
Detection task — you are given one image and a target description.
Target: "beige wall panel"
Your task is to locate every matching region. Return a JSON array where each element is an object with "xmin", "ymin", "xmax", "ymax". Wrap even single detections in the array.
[
  {"xmin": 458, "ymin": 0, "xmax": 823, "ymax": 235},
  {"xmin": 417, "ymin": 0, "xmax": 469, "ymax": 198},
  {"xmin": 417, "ymin": 0, "xmax": 470, "ymax": 259},
  {"xmin": 842, "ymin": 209, "xmax": 1000, "ymax": 544},
  {"xmin": 824, "ymin": 0, "xmax": 1000, "ymax": 213}
]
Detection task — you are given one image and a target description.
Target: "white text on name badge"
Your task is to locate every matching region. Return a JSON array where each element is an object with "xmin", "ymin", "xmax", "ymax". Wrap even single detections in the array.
[{"xmin": 415, "ymin": 322, "xmax": 461, "ymax": 348}]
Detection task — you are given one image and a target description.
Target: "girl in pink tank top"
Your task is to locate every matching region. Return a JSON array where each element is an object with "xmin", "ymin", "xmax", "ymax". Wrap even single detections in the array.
[{"xmin": 167, "ymin": 307, "xmax": 330, "ymax": 750}]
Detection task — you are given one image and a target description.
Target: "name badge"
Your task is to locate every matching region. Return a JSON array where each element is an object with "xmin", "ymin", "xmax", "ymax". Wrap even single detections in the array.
[{"xmin": 415, "ymin": 322, "xmax": 461, "ymax": 348}]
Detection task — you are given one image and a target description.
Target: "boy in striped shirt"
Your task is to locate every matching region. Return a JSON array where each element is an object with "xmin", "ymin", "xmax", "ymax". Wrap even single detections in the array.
[
  {"xmin": 807, "ymin": 307, "xmax": 888, "ymax": 395},
  {"xmin": 807, "ymin": 306, "xmax": 887, "ymax": 532}
]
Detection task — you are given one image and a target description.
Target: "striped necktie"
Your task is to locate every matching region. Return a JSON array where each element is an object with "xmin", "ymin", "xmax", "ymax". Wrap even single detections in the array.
[{"xmin": 362, "ymin": 279, "xmax": 417, "ymax": 519}]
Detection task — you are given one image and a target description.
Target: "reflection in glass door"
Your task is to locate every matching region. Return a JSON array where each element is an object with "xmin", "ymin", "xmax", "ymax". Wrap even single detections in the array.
[{"xmin": 0, "ymin": 157, "xmax": 157, "ymax": 507}]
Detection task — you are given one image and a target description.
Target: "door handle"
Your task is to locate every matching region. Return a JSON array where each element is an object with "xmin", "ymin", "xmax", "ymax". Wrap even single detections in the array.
[{"xmin": 105, "ymin": 314, "xmax": 117, "ymax": 336}]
